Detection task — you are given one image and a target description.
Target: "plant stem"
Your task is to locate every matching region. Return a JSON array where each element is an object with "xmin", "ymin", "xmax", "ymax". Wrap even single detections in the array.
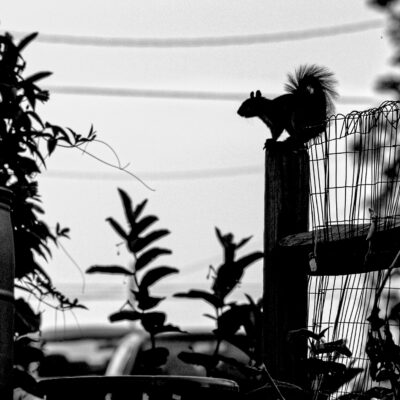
[{"xmin": 261, "ymin": 363, "xmax": 286, "ymax": 400}]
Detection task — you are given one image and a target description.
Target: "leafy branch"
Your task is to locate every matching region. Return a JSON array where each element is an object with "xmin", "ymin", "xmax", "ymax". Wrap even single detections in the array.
[
  {"xmin": 87, "ymin": 189, "xmax": 180, "ymax": 372},
  {"xmin": 174, "ymin": 228, "xmax": 263, "ymax": 387}
]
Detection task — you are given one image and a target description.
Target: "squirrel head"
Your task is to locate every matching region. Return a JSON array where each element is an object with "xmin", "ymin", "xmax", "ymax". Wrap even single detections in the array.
[{"xmin": 237, "ymin": 90, "xmax": 268, "ymax": 118}]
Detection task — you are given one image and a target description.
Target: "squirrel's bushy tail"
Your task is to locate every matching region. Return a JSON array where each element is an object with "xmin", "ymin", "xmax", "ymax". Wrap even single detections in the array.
[{"xmin": 285, "ymin": 64, "xmax": 338, "ymax": 116}]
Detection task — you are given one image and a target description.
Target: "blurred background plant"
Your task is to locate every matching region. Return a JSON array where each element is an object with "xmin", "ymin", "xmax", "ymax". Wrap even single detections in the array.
[{"xmin": 174, "ymin": 228, "xmax": 264, "ymax": 392}]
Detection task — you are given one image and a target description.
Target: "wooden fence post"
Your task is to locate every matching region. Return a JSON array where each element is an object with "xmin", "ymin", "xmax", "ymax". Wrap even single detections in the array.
[
  {"xmin": 263, "ymin": 140, "xmax": 310, "ymax": 386},
  {"xmin": 0, "ymin": 188, "xmax": 15, "ymax": 400}
]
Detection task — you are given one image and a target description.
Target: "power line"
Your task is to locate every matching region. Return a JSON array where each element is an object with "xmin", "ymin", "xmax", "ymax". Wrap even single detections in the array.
[
  {"xmin": 42, "ymin": 165, "xmax": 264, "ymax": 182},
  {"xmin": 45, "ymin": 85, "xmax": 377, "ymax": 105},
  {"xmin": 7, "ymin": 19, "xmax": 384, "ymax": 48}
]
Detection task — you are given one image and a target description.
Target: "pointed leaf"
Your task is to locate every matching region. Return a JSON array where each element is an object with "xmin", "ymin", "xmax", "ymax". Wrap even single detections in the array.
[
  {"xmin": 174, "ymin": 290, "xmax": 223, "ymax": 308},
  {"xmin": 137, "ymin": 294, "xmax": 165, "ymax": 311},
  {"xmin": 17, "ymin": 32, "xmax": 38, "ymax": 50},
  {"xmin": 140, "ymin": 266, "xmax": 178, "ymax": 290},
  {"xmin": 24, "ymin": 71, "xmax": 52, "ymax": 84},
  {"xmin": 236, "ymin": 236, "xmax": 252, "ymax": 250},
  {"xmin": 47, "ymin": 137, "xmax": 57, "ymax": 156},
  {"xmin": 86, "ymin": 265, "xmax": 133, "ymax": 276},
  {"xmin": 133, "ymin": 199, "xmax": 148, "ymax": 221},
  {"xmin": 322, "ymin": 366, "xmax": 363, "ymax": 394},
  {"xmin": 134, "ymin": 215, "xmax": 159, "ymax": 236},
  {"xmin": 135, "ymin": 248, "xmax": 172, "ymax": 271},
  {"xmin": 313, "ymin": 339, "xmax": 352, "ymax": 357},
  {"xmin": 106, "ymin": 217, "xmax": 128, "ymax": 239},
  {"xmin": 287, "ymin": 328, "xmax": 329, "ymax": 342},
  {"xmin": 153, "ymin": 324, "xmax": 184, "ymax": 335},
  {"xmin": 234, "ymin": 252, "xmax": 264, "ymax": 271},
  {"xmin": 26, "ymin": 111, "xmax": 44, "ymax": 128},
  {"xmin": 130, "ymin": 229, "xmax": 170, "ymax": 253},
  {"xmin": 215, "ymin": 227, "xmax": 224, "ymax": 245},
  {"xmin": 117, "ymin": 188, "xmax": 135, "ymax": 227},
  {"xmin": 109, "ymin": 310, "xmax": 142, "ymax": 322}
]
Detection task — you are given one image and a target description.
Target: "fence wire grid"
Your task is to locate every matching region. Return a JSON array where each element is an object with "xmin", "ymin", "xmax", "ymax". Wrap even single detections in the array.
[{"xmin": 305, "ymin": 101, "xmax": 400, "ymax": 398}]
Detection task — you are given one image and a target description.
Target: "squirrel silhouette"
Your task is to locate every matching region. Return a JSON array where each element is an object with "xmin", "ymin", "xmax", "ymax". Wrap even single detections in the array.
[{"xmin": 237, "ymin": 64, "xmax": 338, "ymax": 144}]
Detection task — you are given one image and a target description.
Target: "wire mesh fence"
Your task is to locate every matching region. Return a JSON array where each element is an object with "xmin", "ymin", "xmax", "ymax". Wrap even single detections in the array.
[
  {"xmin": 305, "ymin": 101, "xmax": 400, "ymax": 398},
  {"xmin": 308, "ymin": 100, "xmax": 400, "ymax": 237}
]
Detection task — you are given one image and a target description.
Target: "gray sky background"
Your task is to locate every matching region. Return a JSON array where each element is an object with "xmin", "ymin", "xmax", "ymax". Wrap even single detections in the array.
[{"xmin": 1, "ymin": 1, "xmax": 392, "ymax": 329}]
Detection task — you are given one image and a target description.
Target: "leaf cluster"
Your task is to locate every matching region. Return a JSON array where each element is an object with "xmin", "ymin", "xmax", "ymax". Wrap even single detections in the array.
[
  {"xmin": 174, "ymin": 228, "xmax": 263, "ymax": 387},
  {"xmin": 361, "ymin": 304, "xmax": 400, "ymax": 399},
  {"xmin": 87, "ymin": 189, "xmax": 180, "ymax": 370},
  {"xmin": 288, "ymin": 327, "xmax": 363, "ymax": 399},
  {"xmin": 0, "ymin": 32, "xmax": 96, "ymax": 322},
  {"xmin": 0, "ymin": 32, "xmax": 95, "ymax": 186}
]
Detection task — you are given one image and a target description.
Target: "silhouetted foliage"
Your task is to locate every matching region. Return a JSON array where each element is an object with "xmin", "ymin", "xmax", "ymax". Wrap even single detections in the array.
[
  {"xmin": 0, "ymin": 31, "xmax": 93, "ymax": 311},
  {"xmin": 174, "ymin": 228, "xmax": 264, "ymax": 391},
  {"xmin": 87, "ymin": 189, "xmax": 180, "ymax": 371},
  {"xmin": 0, "ymin": 31, "xmax": 97, "ymax": 395}
]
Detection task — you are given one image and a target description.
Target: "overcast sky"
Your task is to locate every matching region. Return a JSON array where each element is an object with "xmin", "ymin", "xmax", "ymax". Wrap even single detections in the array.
[{"xmin": 1, "ymin": 1, "xmax": 392, "ymax": 329}]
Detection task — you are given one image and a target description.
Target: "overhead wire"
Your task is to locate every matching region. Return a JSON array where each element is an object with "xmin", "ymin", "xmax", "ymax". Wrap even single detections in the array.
[
  {"xmin": 42, "ymin": 165, "xmax": 264, "ymax": 181},
  {"xmin": 11, "ymin": 20, "xmax": 382, "ymax": 183},
  {"xmin": 44, "ymin": 85, "xmax": 377, "ymax": 105},
  {"xmin": 6, "ymin": 19, "xmax": 384, "ymax": 48},
  {"xmin": 4, "ymin": 19, "xmax": 383, "ymax": 105}
]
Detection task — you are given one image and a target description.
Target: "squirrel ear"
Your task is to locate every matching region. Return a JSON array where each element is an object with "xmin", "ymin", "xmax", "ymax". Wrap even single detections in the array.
[
  {"xmin": 256, "ymin": 90, "xmax": 261, "ymax": 97},
  {"xmin": 250, "ymin": 91, "xmax": 254, "ymax": 98}
]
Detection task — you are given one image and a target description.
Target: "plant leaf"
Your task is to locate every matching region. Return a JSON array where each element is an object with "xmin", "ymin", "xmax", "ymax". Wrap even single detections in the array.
[
  {"xmin": 215, "ymin": 227, "xmax": 224, "ymax": 245},
  {"xmin": 134, "ymin": 215, "xmax": 159, "ymax": 236},
  {"xmin": 24, "ymin": 71, "xmax": 52, "ymax": 84},
  {"xmin": 129, "ymin": 229, "xmax": 170, "ymax": 253},
  {"xmin": 212, "ymin": 251, "xmax": 263, "ymax": 300},
  {"xmin": 117, "ymin": 188, "xmax": 135, "ymax": 227},
  {"xmin": 17, "ymin": 32, "xmax": 38, "ymax": 50},
  {"xmin": 313, "ymin": 339, "xmax": 352, "ymax": 357},
  {"xmin": 236, "ymin": 236, "xmax": 252, "ymax": 250},
  {"xmin": 86, "ymin": 265, "xmax": 133, "ymax": 276},
  {"xmin": 141, "ymin": 311, "xmax": 166, "ymax": 332},
  {"xmin": 132, "ymin": 290, "xmax": 165, "ymax": 311},
  {"xmin": 140, "ymin": 266, "xmax": 178, "ymax": 290},
  {"xmin": 106, "ymin": 217, "xmax": 128, "ymax": 239},
  {"xmin": 109, "ymin": 310, "xmax": 142, "ymax": 322},
  {"xmin": 152, "ymin": 324, "xmax": 184, "ymax": 335},
  {"xmin": 47, "ymin": 137, "xmax": 58, "ymax": 156},
  {"xmin": 133, "ymin": 199, "xmax": 148, "ymax": 221},
  {"xmin": 234, "ymin": 251, "xmax": 264, "ymax": 271},
  {"xmin": 215, "ymin": 305, "xmax": 248, "ymax": 336},
  {"xmin": 174, "ymin": 289, "xmax": 223, "ymax": 308},
  {"xmin": 135, "ymin": 248, "xmax": 172, "ymax": 271}
]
